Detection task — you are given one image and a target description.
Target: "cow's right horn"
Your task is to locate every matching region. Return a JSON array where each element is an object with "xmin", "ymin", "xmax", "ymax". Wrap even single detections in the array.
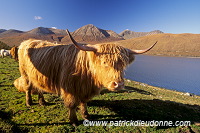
[
  {"xmin": 66, "ymin": 29, "xmax": 97, "ymax": 52},
  {"xmin": 128, "ymin": 41, "xmax": 157, "ymax": 54}
]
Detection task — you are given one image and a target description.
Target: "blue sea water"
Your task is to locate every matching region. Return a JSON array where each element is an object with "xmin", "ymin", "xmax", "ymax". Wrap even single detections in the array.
[{"xmin": 125, "ymin": 55, "xmax": 200, "ymax": 96}]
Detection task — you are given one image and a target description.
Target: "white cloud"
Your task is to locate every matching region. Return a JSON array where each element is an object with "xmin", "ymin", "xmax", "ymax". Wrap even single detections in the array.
[
  {"xmin": 51, "ymin": 27, "xmax": 57, "ymax": 29},
  {"xmin": 34, "ymin": 16, "xmax": 43, "ymax": 20}
]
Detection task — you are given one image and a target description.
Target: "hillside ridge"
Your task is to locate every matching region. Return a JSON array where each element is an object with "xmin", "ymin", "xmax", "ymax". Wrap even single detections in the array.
[
  {"xmin": 119, "ymin": 29, "xmax": 163, "ymax": 39},
  {"xmin": 0, "ymin": 24, "xmax": 162, "ymax": 46},
  {"xmin": 115, "ymin": 33, "xmax": 200, "ymax": 57},
  {"xmin": 1, "ymin": 24, "xmax": 200, "ymax": 57}
]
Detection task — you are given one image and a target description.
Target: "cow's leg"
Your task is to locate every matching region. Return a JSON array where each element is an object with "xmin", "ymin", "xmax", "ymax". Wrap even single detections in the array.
[
  {"xmin": 25, "ymin": 88, "xmax": 32, "ymax": 106},
  {"xmin": 38, "ymin": 92, "xmax": 46, "ymax": 106},
  {"xmin": 61, "ymin": 90, "xmax": 79, "ymax": 126},
  {"xmin": 25, "ymin": 81, "xmax": 34, "ymax": 106},
  {"xmin": 69, "ymin": 107, "xmax": 79, "ymax": 126},
  {"xmin": 80, "ymin": 102, "xmax": 90, "ymax": 120}
]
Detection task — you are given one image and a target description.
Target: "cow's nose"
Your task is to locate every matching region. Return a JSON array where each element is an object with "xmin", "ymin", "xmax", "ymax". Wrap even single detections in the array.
[{"xmin": 112, "ymin": 81, "xmax": 124, "ymax": 89}]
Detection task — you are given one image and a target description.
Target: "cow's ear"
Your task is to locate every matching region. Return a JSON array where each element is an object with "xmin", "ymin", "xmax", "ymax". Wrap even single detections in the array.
[{"xmin": 128, "ymin": 53, "xmax": 135, "ymax": 64}]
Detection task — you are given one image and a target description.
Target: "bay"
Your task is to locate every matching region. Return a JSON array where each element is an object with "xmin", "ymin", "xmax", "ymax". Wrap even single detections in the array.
[{"xmin": 125, "ymin": 55, "xmax": 200, "ymax": 96}]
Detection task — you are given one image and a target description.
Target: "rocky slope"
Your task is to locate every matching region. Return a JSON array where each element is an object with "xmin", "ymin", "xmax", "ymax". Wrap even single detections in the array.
[
  {"xmin": 119, "ymin": 29, "xmax": 163, "ymax": 39},
  {"xmin": 61, "ymin": 24, "xmax": 124, "ymax": 44}
]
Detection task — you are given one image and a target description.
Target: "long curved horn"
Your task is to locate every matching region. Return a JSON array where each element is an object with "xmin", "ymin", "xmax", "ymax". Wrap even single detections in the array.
[
  {"xmin": 128, "ymin": 41, "xmax": 157, "ymax": 54},
  {"xmin": 66, "ymin": 29, "xmax": 97, "ymax": 52}
]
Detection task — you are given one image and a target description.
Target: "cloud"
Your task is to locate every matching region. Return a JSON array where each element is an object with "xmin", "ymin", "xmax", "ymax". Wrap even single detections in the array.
[
  {"xmin": 51, "ymin": 27, "xmax": 57, "ymax": 29},
  {"xmin": 34, "ymin": 16, "xmax": 43, "ymax": 20}
]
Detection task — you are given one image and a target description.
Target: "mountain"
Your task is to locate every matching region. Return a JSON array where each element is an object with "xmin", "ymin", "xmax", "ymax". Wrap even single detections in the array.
[
  {"xmin": 61, "ymin": 24, "xmax": 124, "ymax": 44},
  {"xmin": 119, "ymin": 29, "xmax": 163, "ymax": 39},
  {"xmin": 1, "ymin": 25, "xmax": 200, "ymax": 57},
  {"xmin": 72, "ymin": 24, "xmax": 108, "ymax": 41},
  {"xmin": 0, "ymin": 29, "xmax": 6, "ymax": 34},
  {"xmin": 146, "ymin": 30, "xmax": 163, "ymax": 35},
  {"xmin": 0, "ymin": 25, "xmax": 125, "ymax": 46},
  {"xmin": 0, "ymin": 25, "xmax": 163, "ymax": 47},
  {"xmin": 27, "ymin": 27, "xmax": 54, "ymax": 35},
  {"xmin": 49, "ymin": 28, "xmax": 67, "ymax": 35},
  {"xmin": 0, "ymin": 27, "xmax": 67, "ymax": 46},
  {"xmin": 0, "ymin": 29, "xmax": 24, "ymax": 37},
  {"xmin": 115, "ymin": 33, "xmax": 200, "ymax": 57},
  {"xmin": 27, "ymin": 27, "xmax": 67, "ymax": 35}
]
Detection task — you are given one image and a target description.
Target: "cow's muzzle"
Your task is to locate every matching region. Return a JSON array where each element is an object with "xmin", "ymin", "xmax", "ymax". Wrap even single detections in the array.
[{"xmin": 108, "ymin": 81, "xmax": 124, "ymax": 91}]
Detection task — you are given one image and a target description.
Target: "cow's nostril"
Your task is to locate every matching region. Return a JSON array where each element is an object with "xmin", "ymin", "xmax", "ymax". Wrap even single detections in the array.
[{"xmin": 113, "ymin": 82, "xmax": 118, "ymax": 88}]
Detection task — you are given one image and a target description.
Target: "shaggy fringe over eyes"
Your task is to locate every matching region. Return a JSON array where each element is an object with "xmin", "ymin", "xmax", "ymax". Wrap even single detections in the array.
[
  {"xmin": 73, "ymin": 43, "xmax": 130, "ymax": 77},
  {"xmin": 96, "ymin": 44, "xmax": 130, "ymax": 69}
]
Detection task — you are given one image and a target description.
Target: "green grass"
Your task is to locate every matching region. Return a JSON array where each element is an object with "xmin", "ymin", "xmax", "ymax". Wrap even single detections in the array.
[{"xmin": 0, "ymin": 57, "xmax": 200, "ymax": 132}]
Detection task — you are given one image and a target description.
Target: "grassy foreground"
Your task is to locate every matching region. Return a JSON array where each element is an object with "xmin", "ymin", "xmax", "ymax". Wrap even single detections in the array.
[{"xmin": 0, "ymin": 57, "xmax": 200, "ymax": 133}]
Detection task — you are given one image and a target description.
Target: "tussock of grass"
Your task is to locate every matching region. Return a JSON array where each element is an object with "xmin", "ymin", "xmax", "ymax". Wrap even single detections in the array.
[{"xmin": 0, "ymin": 57, "xmax": 200, "ymax": 132}]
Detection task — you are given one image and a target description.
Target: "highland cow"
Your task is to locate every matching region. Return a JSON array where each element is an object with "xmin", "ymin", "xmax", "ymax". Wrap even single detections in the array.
[
  {"xmin": 15, "ymin": 29, "xmax": 156, "ymax": 126},
  {"xmin": 10, "ymin": 46, "xmax": 19, "ymax": 61}
]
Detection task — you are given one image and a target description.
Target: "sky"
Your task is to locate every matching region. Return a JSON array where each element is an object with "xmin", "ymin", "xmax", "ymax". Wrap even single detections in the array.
[{"xmin": 0, "ymin": 0, "xmax": 200, "ymax": 34}]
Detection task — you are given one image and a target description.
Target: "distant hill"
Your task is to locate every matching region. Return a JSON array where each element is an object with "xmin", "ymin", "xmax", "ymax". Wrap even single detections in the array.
[
  {"xmin": 0, "ymin": 27, "xmax": 67, "ymax": 46},
  {"xmin": 61, "ymin": 24, "xmax": 124, "ymax": 44},
  {"xmin": 49, "ymin": 28, "xmax": 67, "ymax": 35},
  {"xmin": 119, "ymin": 29, "xmax": 163, "ymax": 39},
  {"xmin": 0, "ymin": 29, "xmax": 24, "ymax": 38},
  {"xmin": 0, "ymin": 29, "xmax": 6, "ymax": 34},
  {"xmin": 0, "ymin": 24, "xmax": 124, "ymax": 46},
  {"xmin": 27, "ymin": 27, "xmax": 55, "ymax": 35},
  {"xmin": 1, "ymin": 24, "xmax": 200, "ymax": 57},
  {"xmin": 0, "ymin": 25, "xmax": 163, "ymax": 47},
  {"xmin": 115, "ymin": 33, "xmax": 200, "ymax": 57}
]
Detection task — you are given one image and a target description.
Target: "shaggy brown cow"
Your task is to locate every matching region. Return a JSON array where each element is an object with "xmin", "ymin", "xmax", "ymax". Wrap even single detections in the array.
[
  {"xmin": 15, "ymin": 30, "xmax": 156, "ymax": 126},
  {"xmin": 10, "ymin": 46, "xmax": 18, "ymax": 61}
]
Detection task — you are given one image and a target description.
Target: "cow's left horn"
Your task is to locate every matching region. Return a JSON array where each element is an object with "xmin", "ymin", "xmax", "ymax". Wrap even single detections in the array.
[
  {"xmin": 66, "ymin": 29, "xmax": 97, "ymax": 52},
  {"xmin": 128, "ymin": 41, "xmax": 157, "ymax": 54}
]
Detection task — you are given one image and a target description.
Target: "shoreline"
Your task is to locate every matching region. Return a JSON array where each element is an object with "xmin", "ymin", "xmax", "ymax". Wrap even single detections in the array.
[
  {"xmin": 125, "ymin": 79, "xmax": 200, "ymax": 97},
  {"xmin": 145, "ymin": 53, "xmax": 200, "ymax": 58}
]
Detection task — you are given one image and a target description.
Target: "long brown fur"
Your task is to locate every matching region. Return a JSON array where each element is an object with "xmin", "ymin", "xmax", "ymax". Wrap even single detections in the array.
[{"xmin": 16, "ymin": 39, "xmax": 135, "ymax": 125}]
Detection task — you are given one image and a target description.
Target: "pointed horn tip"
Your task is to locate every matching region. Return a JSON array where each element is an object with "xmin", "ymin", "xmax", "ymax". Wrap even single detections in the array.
[
  {"xmin": 151, "ymin": 41, "xmax": 158, "ymax": 48},
  {"xmin": 66, "ymin": 29, "xmax": 70, "ymax": 35},
  {"xmin": 146, "ymin": 41, "xmax": 158, "ymax": 51}
]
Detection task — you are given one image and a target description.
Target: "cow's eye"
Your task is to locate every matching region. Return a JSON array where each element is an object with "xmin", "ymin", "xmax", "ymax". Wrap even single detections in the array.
[{"xmin": 102, "ymin": 61, "xmax": 109, "ymax": 67}]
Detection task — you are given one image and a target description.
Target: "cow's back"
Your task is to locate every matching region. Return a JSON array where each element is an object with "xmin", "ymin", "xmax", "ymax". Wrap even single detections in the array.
[{"xmin": 18, "ymin": 39, "xmax": 78, "ymax": 94}]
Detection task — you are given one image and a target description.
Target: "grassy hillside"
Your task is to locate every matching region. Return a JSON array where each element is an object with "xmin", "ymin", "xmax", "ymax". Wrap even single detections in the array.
[
  {"xmin": 0, "ymin": 57, "xmax": 200, "ymax": 132},
  {"xmin": 0, "ymin": 41, "xmax": 11, "ymax": 49},
  {"xmin": 115, "ymin": 33, "xmax": 200, "ymax": 57}
]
